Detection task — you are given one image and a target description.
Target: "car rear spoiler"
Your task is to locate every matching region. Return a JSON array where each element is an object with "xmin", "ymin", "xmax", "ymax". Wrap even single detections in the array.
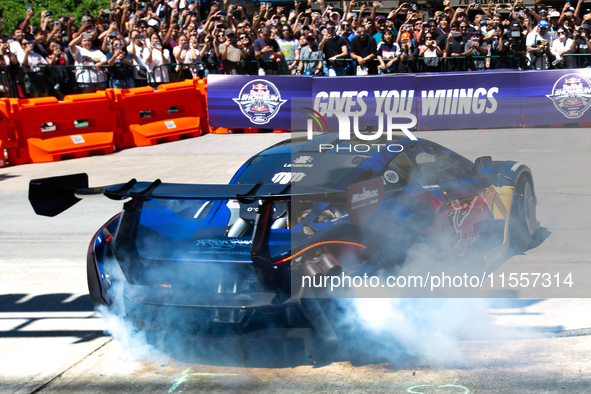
[{"xmin": 29, "ymin": 173, "xmax": 349, "ymax": 217}]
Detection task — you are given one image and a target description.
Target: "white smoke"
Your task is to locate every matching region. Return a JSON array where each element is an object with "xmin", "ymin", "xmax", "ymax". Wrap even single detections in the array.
[{"xmin": 346, "ymin": 298, "xmax": 499, "ymax": 366}]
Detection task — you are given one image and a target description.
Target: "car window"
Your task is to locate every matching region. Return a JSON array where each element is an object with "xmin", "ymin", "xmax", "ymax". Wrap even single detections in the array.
[{"xmin": 384, "ymin": 143, "xmax": 474, "ymax": 186}]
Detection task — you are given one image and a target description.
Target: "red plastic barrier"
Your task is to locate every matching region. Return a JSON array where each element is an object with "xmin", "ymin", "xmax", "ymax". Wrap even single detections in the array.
[
  {"xmin": 1, "ymin": 94, "xmax": 120, "ymax": 165},
  {"xmin": 109, "ymin": 78, "xmax": 205, "ymax": 147}
]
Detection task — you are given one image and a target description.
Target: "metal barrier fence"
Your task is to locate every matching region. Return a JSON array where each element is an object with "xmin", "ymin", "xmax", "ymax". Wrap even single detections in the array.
[{"xmin": 1, "ymin": 54, "xmax": 590, "ymax": 99}]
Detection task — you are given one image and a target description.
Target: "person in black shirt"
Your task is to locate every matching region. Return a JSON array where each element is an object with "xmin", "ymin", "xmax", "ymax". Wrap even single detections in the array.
[
  {"xmin": 319, "ymin": 21, "xmax": 348, "ymax": 76},
  {"xmin": 349, "ymin": 26, "xmax": 378, "ymax": 75},
  {"xmin": 253, "ymin": 26, "xmax": 283, "ymax": 75},
  {"xmin": 426, "ymin": 21, "xmax": 446, "ymax": 51},
  {"xmin": 572, "ymin": 24, "xmax": 591, "ymax": 68},
  {"xmin": 446, "ymin": 22, "xmax": 468, "ymax": 71}
]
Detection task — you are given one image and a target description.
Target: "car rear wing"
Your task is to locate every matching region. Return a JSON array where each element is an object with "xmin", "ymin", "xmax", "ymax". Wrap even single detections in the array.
[{"xmin": 29, "ymin": 173, "xmax": 349, "ymax": 218}]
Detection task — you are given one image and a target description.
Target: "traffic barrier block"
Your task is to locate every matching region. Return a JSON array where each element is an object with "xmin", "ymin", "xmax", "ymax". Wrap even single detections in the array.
[
  {"xmin": 2, "ymin": 94, "xmax": 119, "ymax": 165},
  {"xmin": 110, "ymin": 78, "xmax": 205, "ymax": 147}
]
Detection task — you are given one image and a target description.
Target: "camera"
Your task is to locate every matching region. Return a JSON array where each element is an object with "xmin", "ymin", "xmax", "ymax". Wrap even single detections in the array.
[
  {"xmin": 230, "ymin": 38, "xmax": 238, "ymax": 46},
  {"xmin": 508, "ymin": 21, "xmax": 524, "ymax": 51},
  {"xmin": 474, "ymin": 3, "xmax": 480, "ymax": 8},
  {"xmin": 54, "ymin": 20, "xmax": 60, "ymax": 26}
]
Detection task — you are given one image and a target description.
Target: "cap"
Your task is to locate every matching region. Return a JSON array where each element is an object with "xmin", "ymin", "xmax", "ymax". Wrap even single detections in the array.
[
  {"xmin": 376, "ymin": 15, "xmax": 386, "ymax": 20},
  {"xmin": 305, "ymin": 31, "xmax": 315, "ymax": 39},
  {"xmin": 550, "ymin": 11, "xmax": 560, "ymax": 18},
  {"xmin": 582, "ymin": 23, "xmax": 591, "ymax": 30},
  {"xmin": 444, "ymin": 6, "xmax": 451, "ymax": 11},
  {"xmin": 330, "ymin": 11, "xmax": 340, "ymax": 18},
  {"xmin": 401, "ymin": 32, "xmax": 411, "ymax": 40},
  {"xmin": 472, "ymin": 29, "xmax": 482, "ymax": 35},
  {"xmin": 147, "ymin": 19, "xmax": 159, "ymax": 27},
  {"xmin": 539, "ymin": 20, "xmax": 548, "ymax": 28},
  {"xmin": 225, "ymin": 28, "xmax": 235, "ymax": 36}
]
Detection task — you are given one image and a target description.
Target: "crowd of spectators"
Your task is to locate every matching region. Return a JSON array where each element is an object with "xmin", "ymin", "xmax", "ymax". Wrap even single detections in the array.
[{"xmin": 1, "ymin": 0, "xmax": 591, "ymax": 98}]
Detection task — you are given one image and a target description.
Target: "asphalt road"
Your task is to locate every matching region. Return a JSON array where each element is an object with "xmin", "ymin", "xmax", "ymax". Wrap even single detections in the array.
[{"xmin": 1, "ymin": 129, "xmax": 591, "ymax": 394}]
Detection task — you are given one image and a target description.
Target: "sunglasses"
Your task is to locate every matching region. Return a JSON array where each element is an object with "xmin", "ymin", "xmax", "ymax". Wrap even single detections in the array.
[
  {"xmin": 327, "ymin": 27, "xmax": 335, "ymax": 30},
  {"xmin": 113, "ymin": 43, "xmax": 122, "ymax": 47},
  {"xmin": 342, "ymin": 24, "xmax": 349, "ymax": 27}
]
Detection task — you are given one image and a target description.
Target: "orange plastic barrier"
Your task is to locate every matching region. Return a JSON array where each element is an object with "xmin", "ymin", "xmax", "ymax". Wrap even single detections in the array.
[
  {"xmin": 1, "ymin": 93, "xmax": 120, "ymax": 165},
  {"xmin": 109, "ymin": 78, "xmax": 205, "ymax": 147}
]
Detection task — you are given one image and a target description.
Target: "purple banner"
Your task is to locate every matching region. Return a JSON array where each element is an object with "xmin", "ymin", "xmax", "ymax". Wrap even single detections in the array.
[
  {"xmin": 207, "ymin": 75, "xmax": 312, "ymax": 129},
  {"xmin": 520, "ymin": 69, "xmax": 591, "ymax": 126},
  {"xmin": 415, "ymin": 71, "xmax": 522, "ymax": 131},
  {"xmin": 206, "ymin": 70, "xmax": 591, "ymax": 130}
]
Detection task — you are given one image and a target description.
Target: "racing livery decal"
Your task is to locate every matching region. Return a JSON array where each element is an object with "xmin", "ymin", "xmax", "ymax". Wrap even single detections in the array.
[
  {"xmin": 233, "ymin": 79, "xmax": 287, "ymax": 124},
  {"xmin": 546, "ymin": 73, "xmax": 591, "ymax": 119}
]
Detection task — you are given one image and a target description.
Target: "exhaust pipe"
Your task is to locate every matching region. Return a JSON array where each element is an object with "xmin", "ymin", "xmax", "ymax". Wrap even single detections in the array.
[{"xmin": 301, "ymin": 253, "xmax": 341, "ymax": 278}]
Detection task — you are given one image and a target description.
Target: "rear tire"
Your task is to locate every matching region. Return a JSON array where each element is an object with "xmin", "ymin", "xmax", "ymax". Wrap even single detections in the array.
[{"xmin": 509, "ymin": 174, "xmax": 536, "ymax": 252}]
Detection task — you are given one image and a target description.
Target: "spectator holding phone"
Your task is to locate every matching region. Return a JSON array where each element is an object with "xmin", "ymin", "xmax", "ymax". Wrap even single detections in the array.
[
  {"xmin": 199, "ymin": 32, "xmax": 221, "ymax": 77},
  {"xmin": 18, "ymin": 37, "xmax": 48, "ymax": 97},
  {"xmin": 127, "ymin": 31, "xmax": 148, "ymax": 87},
  {"xmin": 69, "ymin": 32, "xmax": 108, "ymax": 93},
  {"xmin": 254, "ymin": 26, "xmax": 283, "ymax": 75},
  {"xmin": 551, "ymin": 27, "xmax": 572, "ymax": 68},
  {"xmin": 107, "ymin": 38, "xmax": 134, "ymax": 88},
  {"xmin": 419, "ymin": 31, "xmax": 443, "ymax": 71},
  {"xmin": 144, "ymin": 33, "xmax": 170, "ymax": 83},
  {"xmin": 465, "ymin": 29, "xmax": 489, "ymax": 70},
  {"xmin": 446, "ymin": 21, "xmax": 468, "ymax": 71},
  {"xmin": 220, "ymin": 29, "xmax": 247, "ymax": 75},
  {"xmin": 45, "ymin": 40, "xmax": 70, "ymax": 98},
  {"xmin": 572, "ymin": 24, "xmax": 591, "ymax": 68},
  {"xmin": 526, "ymin": 20, "xmax": 552, "ymax": 70}
]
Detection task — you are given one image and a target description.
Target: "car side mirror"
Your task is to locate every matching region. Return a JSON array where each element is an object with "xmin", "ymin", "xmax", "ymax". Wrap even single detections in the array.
[{"xmin": 474, "ymin": 156, "xmax": 492, "ymax": 171}]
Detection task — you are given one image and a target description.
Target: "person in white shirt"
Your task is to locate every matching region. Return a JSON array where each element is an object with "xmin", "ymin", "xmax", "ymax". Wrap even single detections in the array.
[
  {"xmin": 185, "ymin": 35, "xmax": 203, "ymax": 78},
  {"xmin": 17, "ymin": 39, "xmax": 48, "ymax": 97},
  {"xmin": 69, "ymin": 33, "xmax": 108, "ymax": 93},
  {"xmin": 526, "ymin": 20, "xmax": 553, "ymax": 70},
  {"xmin": 10, "ymin": 29, "xmax": 25, "ymax": 55},
  {"xmin": 142, "ymin": 33, "xmax": 171, "ymax": 83},
  {"xmin": 551, "ymin": 28, "xmax": 572, "ymax": 68},
  {"xmin": 127, "ymin": 31, "xmax": 149, "ymax": 87}
]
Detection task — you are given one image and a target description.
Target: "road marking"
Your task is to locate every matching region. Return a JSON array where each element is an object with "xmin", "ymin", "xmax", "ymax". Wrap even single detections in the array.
[
  {"xmin": 168, "ymin": 369, "xmax": 241, "ymax": 393},
  {"xmin": 407, "ymin": 384, "xmax": 469, "ymax": 393}
]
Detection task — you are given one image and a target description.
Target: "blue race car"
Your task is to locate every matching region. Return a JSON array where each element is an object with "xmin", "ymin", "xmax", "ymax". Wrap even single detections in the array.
[{"xmin": 29, "ymin": 133, "xmax": 538, "ymax": 352}]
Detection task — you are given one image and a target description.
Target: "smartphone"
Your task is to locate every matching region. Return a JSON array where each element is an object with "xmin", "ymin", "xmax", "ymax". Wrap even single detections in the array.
[
  {"xmin": 26, "ymin": 6, "xmax": 33, "ymax": 12},
  {"xmin": 220, "ymin": 11, "xmax": 227, "ymax": 16},
  {"xmin": 55, "ymin": 20, "xmax": 60, "ymax": 26}
]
